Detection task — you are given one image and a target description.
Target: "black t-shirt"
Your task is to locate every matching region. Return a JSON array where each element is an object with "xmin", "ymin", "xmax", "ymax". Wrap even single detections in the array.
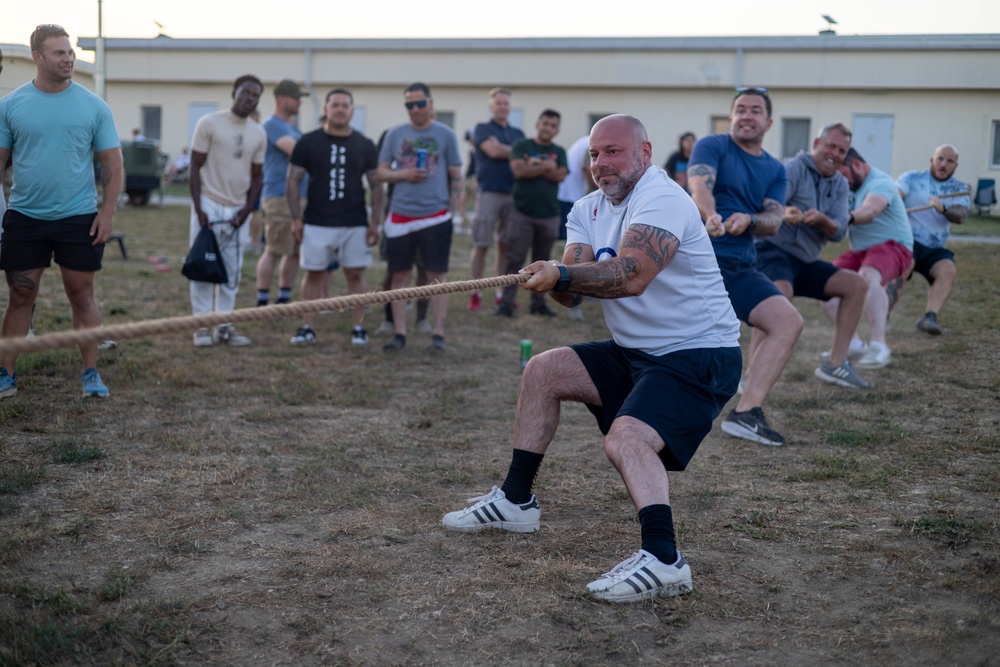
[{"xmin": 290, "ymin": 129, "xmax": 378, "ymax": 228}]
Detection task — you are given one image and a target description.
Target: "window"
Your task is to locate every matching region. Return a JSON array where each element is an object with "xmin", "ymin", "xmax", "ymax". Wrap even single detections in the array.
[
  {"xmin": 350, "ymin": 105, "xmax": 367, "ymax": 133},
  {"xmin": 434, "ymin": 111, "xmax": 455, "ymax": 129},
  {"xmin": 588, "ymin": 113, "xmax": 612, "ymax": 131},
  {"xmin": 141, "ymin": 105, "xmax": 162, "ymax": 142},
  {"xmin": 781, "ymin": 118, "xmax": 811, "ymax": 159},
  {"xmin": 992, "ymin": 120, "xmax": 1000, "ymax": 168},
  {"xmin": 711, "ymin": 116, "xmax": 730, "ymax": 135}
]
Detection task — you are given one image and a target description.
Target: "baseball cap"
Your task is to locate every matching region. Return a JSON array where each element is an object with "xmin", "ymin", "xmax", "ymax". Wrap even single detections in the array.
[{"xmin": 274, "ymin": 79, "xmax": 309, "ymax": 98}]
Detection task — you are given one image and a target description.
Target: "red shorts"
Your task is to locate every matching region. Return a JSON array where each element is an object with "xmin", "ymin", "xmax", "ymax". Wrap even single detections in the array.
[{"xmin": 833, "ymin": 240, "xmax": 913, "ymax": 286}]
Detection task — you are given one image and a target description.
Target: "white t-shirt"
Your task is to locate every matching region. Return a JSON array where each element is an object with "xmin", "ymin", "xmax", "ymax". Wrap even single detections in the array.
[
  {"xmin": 191, "ymin": 110, "xmax": 266, "ymax": 207},
  {"xmin": 557, "ymin": 135, "xmax": 591, "ymax": 204},
  {"xmin": 566, "ymin": 166, "xmax": 740, "ymax": 356}
]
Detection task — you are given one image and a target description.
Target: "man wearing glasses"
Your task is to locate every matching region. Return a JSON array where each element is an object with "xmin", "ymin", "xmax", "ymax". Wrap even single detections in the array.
[
  {"xmin": 688, "ymin": 87, "xmax": 802, "ymax": 447},
  {"xmin": 0, "ymin": 24, "xmax": 123, "ymax": 400},
  {"xmin": 376, "ymin": 82, "xmax": 462, "ymax": 353}
]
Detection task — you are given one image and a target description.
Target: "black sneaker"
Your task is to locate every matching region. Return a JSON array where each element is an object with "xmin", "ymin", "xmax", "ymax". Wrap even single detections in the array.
[
  {"xmin": 383, "ymin": 334, "xmax": 406, "ymax": 353},
  {"xmin": 530, "ymin": 304, "xmax": 558, "ymax": 317},
  {"xmin": 428, "ymin": 335, "xmax": 446, "ymax": 351},
  {"xmin": 495, "ymin": 303, "xmax": 515, "ymax": 318},
  {"xmin": 721, "ymin": 407, "xmax": 786, "ymax": 446},
  {"xmin": 916, "ymin": 312, "xmax": 942, "ymax": 336},
  {"xmin": 290, "ymin": 325, "xmax": 316, "ymax": 346}
]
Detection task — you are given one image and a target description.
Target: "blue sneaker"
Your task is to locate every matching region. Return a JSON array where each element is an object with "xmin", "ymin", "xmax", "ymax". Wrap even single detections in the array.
[
  {"xmin": 0, "ymin": 368, "xmax": 17, "ymax": 400},
  {"xmin": 81, "ymin": 368, "xmax": 109, "ymax": 398}
]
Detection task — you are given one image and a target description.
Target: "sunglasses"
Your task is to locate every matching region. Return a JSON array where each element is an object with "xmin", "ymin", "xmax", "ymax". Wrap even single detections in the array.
[
  {"xmin": 734, "ymin": 86, "xmax": 770, "ymax": 98},
  {"xmin": 404, "ymin": 99, "xmax": 429, "ymax": 110},
  {"xmin": 35, "ymin": 24, "xmax": 65, "ymax": 32}
]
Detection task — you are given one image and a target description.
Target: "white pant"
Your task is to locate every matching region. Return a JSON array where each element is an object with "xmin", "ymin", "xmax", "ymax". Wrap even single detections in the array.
[{"xmin": 188, "ymin": 196, "xmax": 250, "ymax": 317}]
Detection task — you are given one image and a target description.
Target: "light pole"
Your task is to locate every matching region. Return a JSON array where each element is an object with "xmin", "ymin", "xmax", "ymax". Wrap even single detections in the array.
[{"xmin": 96, "ymin": 0, "xmax": 106, "ymax": 100}]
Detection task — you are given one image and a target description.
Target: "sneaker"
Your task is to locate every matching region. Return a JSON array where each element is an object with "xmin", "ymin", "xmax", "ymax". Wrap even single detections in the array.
[
  {"xmin": 97, "ymin": 340, "xmax": 117, "ymax": 351},
  {"xmin": 567, "ymin": 306, "xmax": 584, "ymax": 321},
  {"xmin": 374, "ymin": 320, "xmax": 395, "ymax": 336},
  {"xmin": 815, "ymin": 360, "xmax": 870, "ymax": 389},
  {"xmin": 721, "ymin": 407, "xmax": 786, "ymax": 446},
  {"xmin": 81, "ymin": 368, "xmax": 109, "ymax": 398},
  {"xmin": 290, "ymin": 325, "xmax": 317, "ymax": 346},
  {"xmin": 428, "ymin": 335, "xmax": 446, "ymax": 351},
  {"xmin": 415, "ymin": 319, "xmax": 433, "ymax": 334},
  {"xmin": 351, "ymin": 328, "xmax": 369, "ymax": 347},
  {"xmin": 856, "ymin": 342, "xmax": 891, "ymax": 369},
  {"xmin": 494, "ymin": 303, "xmax": 515, "ymax": 318},
  {"xmin": 468, "ymin": 291, "xmax": 482, "ymax": 311},
  {"xmin": 0, "ymin": 369, "xmax": 17, "ymax": 400},
  {"xmin": 442, "ymin": 486, "xmax": 540, "ymax": 533},
  {"xmin": 586, "ymin": 550, "xmax": 692, "ymax": 603},
  {"xmin": 530, "ymin": 303, "xmax": 558, "ymax": 317},
  {"xmin": 193, "ymin": 328, "xmax": 213, "ymax": 347},
  {"xmin": 383, "ymin": 334, "xmax": 406, "ymax": 352},
  {"xmin": 214, "ymin": 324, "xmax": 251, "ymax": 347},
  {"xmin": 916, "ymin": 312, "xmax": 942, "ymax": 336}
]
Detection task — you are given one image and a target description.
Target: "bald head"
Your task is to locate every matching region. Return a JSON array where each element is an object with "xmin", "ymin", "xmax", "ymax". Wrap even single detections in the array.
[
  {"xmin": 930, "ymin": 144, "xmax": 959, "ymax": 182},
  {"xmin": 589, "ymin": 115, "xmax": 653, "ymax": 204}
]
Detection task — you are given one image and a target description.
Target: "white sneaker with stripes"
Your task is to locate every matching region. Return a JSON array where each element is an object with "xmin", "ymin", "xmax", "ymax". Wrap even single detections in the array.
[
  {"xmin": 587, "ymin": 549, "xmax": 692, "ymax": 602},
  {"xmin": 442, "ymin": 486, "xmax": 540, "ymax": 533}
]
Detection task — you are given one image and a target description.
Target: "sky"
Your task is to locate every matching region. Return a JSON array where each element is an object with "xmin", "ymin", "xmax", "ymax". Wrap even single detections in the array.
[{"xmin": 3, "ymin": 0, "xmax": 998, "ymax": 58}]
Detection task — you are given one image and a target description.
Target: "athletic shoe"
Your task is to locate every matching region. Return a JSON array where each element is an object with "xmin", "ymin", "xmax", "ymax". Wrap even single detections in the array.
[
  {"xmin": 815, "ymin": 360, "xmax": 870, "ymax": 389},
  {"xmin": 916, "ymin": 312, "xmax": 942, "ymax": 336},
  {"xmin": 567, "ymin": 306, "xmax": 584, "ymax": 321},
  {"xmin": 856, "ymin": 342, "xmax": 892, "ymax": 369},
  {"xmin": 442, "ymin": 486, "xmax": 540, "ymax": 533},
  {"xmin": 214, "ymin": 325, "xmax": 251, "ymax": 347},
  {"xmin": 97, "ymin": 340, "xmax": 117, "ymax": 351},
  {"xmin": 81, "ymin": 368, "xmax": 110, "ymax": 399},
  {"xmin": 415, "ymin": 319, "xmax": 433, "ymax": 334},
  {"xmin": 383, "ymin": 334, "xmax": 406, "ymax": 352},
  {"xmin": 0, "ymin": 369, "xmax": 17, "ymax": 400},
  {"xmin": 428, "ymin": 335, "xmax": 446, "ymax": 351},
  {"xmin": 374, "ymin": 321, "xmax": 395, "ymax": 336},
  {"xmin": 495, "ymin": 303, "xmax": 515, "ymax": 318},
  {"xmin": 193, "ymin": 328, "xmax": 213, "ymax": 347},
  {"xmin": 468, "ymin": 291, "xmax": 482, "ymax": 311},
  {"xmin": 530, "ymin": 304, "xmax": 558, "ymax": 317},
  {"xmin": 721, "ymin": 407, "xmax": 786, "ymax": 446},
  {"xmin": 351, "ymin": 328, "xmax": 369, "ymax": 347},
  {"xmin": 586, "ymin": 550, "xmax": 692, "ymax": 603},
  {"xmin": 290, "ymin": 325, "xmax": 317, "ymax": 346}
]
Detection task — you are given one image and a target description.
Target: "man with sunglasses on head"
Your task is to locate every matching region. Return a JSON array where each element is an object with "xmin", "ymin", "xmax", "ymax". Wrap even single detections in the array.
[
  {"xmin": 376, "ymin": 82, "xmax": 463, "ymax": 353},
  {"xmin": 688, "ymin": 86, "xmax": 801, "ymax": 447},
  {"xmin": 0, "ymin": 24, "xmax": 123, "ymax": 400}
]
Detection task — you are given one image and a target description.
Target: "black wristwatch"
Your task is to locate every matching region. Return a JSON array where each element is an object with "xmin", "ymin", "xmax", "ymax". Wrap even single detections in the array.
[
  {"xmin": 553, "ymin": 264, "xmax": 571, "ymax": 293},
  {"xmin": 848, "ymin": 212, "xmax": 856, "ymax": 225},
  {"xmin": 747, "ymin": 214, "xmax": 758, "ymax": 233}
]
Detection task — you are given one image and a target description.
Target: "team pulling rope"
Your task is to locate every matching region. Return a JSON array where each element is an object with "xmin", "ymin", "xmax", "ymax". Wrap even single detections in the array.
[{"xmin": 0, "ymin": 274, "xmax": 530, "ymax": 356}]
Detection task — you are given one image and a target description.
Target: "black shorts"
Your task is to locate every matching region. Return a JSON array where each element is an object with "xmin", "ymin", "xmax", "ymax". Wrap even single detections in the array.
[
  {"xmin": 911, "ymin": 241, "xmax": 954, "ymax": 283},
  {"xmin": 572, "ymin": 340, "xmax": 741, "ymax": 471},
  {"xmin": 716, "ymin": 256, "xmax": 784, "ymax": 323},
  {"xmin": 385, "ymin": 219, "xmax": 453, "ymax": 273},
  {"xmin": 0, "ymin": 209, "xmax": 104, "ymax": 272},
  {"xmin": 755, "ymin": 242, "xmax": 839, "ymax": 301}
]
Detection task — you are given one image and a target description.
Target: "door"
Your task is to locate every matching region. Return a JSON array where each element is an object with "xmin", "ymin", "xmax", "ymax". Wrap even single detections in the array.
[{"xmin": 852, "ymin": 114, "xmax": 894, "ymax": 174}]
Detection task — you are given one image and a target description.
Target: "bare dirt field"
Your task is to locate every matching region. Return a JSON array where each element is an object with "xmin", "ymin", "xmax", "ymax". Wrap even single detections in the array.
[{"xmin": 1, "ymin": 205, "xmax": 998, "ymax": 666}]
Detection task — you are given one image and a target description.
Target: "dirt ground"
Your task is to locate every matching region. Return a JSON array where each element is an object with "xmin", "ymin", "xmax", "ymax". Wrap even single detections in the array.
[{"xmin": 1, "ymin": 207, "xmax": 999, "ymax": 666}]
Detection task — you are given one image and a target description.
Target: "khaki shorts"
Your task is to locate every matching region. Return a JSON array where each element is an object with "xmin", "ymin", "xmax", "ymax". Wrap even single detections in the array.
[
  {"xmin": 472, "ymin": 191, "xmax": 514, "ymax": 247},
  {"xmin": 262, "ymin": 196, "xmax": 306, "ymax": 257}
]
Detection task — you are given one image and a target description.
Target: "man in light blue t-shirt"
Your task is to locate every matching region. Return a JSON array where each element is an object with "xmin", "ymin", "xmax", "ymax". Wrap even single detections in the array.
[
  {"xmin": 0, "ymin": 24, "xmax": 122, "ymax": 400},
  {"xmin": 824, "ymin": 148, "xmax": 913, "ymax": 370},
  {"xmin": 897, "ymin": 144, "xmax": 970, "ymax": 336}
]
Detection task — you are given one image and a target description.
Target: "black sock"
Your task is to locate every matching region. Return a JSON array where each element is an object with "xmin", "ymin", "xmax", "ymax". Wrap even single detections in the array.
[
  {"xmin": 500, "ymin": 449, "xmax": 544, "ymax": 504},
  {"xmin": 638, "ymin": 504, "xmax": 677, "ymax": 565},
  {"xmin": 384, "ymin": 303, "xmax": 394, "ymax": 323}
]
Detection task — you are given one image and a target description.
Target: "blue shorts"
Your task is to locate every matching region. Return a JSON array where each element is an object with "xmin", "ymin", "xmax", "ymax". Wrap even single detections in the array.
[
  {"xmin": 715, "ymin": 256, "xmax": 783, "ymax": 323},
  {"xmin": 911, "ymin": 241, "xmax": 954, "ymax": 283},
  {"xmin": 0, "ymin": 209, "xmax": 104, "ymax": 272},
  {"xmin": 755, "ymin": 242, "xmax": 839, "ymax": 301},
  {"xmin": 571, "ymin": 340, "xmax": 741, "ymax": 471},
  {"xmin": 386, "ymin": 219, "xmax": 453, "ymax": 273}
]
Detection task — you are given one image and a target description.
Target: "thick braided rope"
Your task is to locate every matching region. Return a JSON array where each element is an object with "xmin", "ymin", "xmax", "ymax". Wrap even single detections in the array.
[{"xmin": 0, "ymin": 274, "xmax": 530, "ymax": 356}]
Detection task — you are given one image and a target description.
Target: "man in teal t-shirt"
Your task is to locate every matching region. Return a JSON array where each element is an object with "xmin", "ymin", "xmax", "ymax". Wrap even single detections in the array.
[{"xmin": 496, "ymin": 109, "xmax": 568, "ymax": 317}]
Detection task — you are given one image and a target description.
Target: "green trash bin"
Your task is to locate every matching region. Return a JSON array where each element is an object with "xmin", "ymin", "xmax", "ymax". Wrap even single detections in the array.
[{"xmin": 122, "ymin": 140, "xmax": 163, "ymax": 206}]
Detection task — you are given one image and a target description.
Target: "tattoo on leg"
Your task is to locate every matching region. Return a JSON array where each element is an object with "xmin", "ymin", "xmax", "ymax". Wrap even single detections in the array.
[{"xmin": 885, "ymin": 277, "xmax": 903, "ymax": 311}]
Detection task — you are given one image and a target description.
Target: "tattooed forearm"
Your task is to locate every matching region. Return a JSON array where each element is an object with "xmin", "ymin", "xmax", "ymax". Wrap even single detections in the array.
[
  {"xmin": 619, "ymin": 224, "xmax": 678, "ymax": 269},
  {"xmin": 567, "ymin": 256, "xmax": 642, "ymax": 298}
]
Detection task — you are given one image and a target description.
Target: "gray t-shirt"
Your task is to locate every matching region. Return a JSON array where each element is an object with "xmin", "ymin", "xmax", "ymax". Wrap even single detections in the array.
[{"xmin": 377, "ymin": 120, "xmax": 461, "ymax": 217}]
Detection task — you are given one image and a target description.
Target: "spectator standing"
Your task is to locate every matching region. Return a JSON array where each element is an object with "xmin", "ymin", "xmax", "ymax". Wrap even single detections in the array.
[{"xmin": 664, "ymin": 131, "xmax": 696, "ymax": 192}]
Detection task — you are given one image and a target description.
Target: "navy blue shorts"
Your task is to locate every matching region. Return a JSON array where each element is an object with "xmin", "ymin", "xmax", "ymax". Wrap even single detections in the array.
[
  {"xmin": 571, "ymin": 340, "xmax": 741, "ymax": 471},
  {"xmin": 0, "ymin": 209, "xmax": 104, "ymax": 272},
  {"xmin": 755, "ymin": 242, "xmax": 839, "ymax": 301},
  {"xmin": 716, "ymin": 256, "xmax": 783, "ymax": 323},
  {"xmin": 911, "ymin": 241, "xmax": 954, "ymax": 283},
  {"xmin": 386, "ymin": 219, "xmax": 453, "ymax": 273}
]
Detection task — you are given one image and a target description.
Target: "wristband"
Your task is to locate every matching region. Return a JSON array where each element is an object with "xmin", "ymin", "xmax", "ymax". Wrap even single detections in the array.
[
  {"xmin": 747, "ymin": 214, "xmax": 758, "ymax": 232},
  {"xmin": 553, "ymin": 264, "xmax": 571, "ymax": 293}
]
